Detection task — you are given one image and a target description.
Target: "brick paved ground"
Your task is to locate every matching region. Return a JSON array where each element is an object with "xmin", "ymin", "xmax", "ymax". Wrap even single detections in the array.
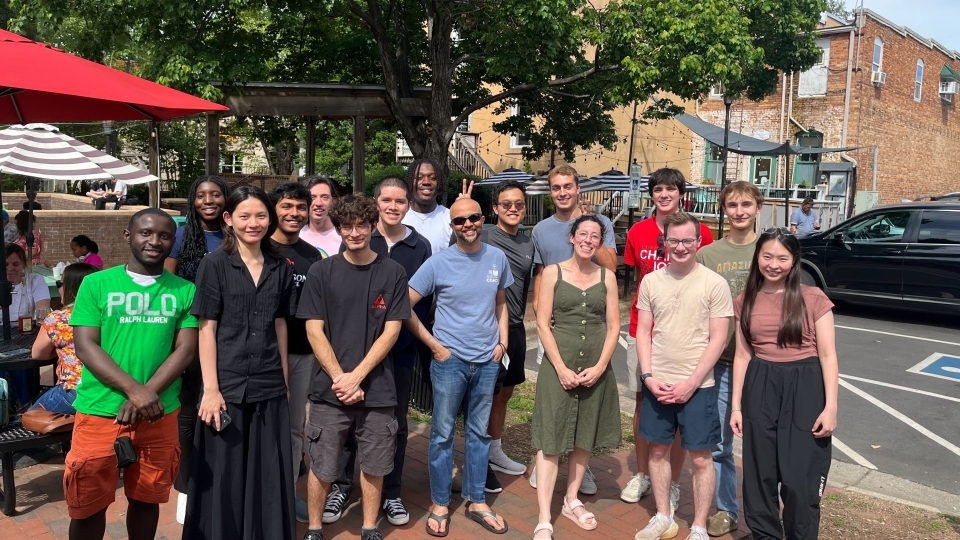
[{"xmin": 0, "ymin": 418, "xmax": 762, "ymax": 540}]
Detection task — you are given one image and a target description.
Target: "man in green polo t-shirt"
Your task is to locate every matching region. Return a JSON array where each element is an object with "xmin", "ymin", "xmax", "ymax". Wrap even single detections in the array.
[{"xmin": 66, "ymin": 208, "xmax": 198, "ymax": 540}]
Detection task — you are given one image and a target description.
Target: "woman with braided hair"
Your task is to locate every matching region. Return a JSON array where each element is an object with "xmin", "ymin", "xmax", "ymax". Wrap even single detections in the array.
[{"xmin": 163, "ymin": 175, "xmax": 230, "ymax": 524}]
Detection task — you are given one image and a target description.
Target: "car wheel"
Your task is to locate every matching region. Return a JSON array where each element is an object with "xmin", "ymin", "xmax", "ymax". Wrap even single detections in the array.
[{"xmin": 800, "ymin": 267, "xmax": 820, "ymax": 288}]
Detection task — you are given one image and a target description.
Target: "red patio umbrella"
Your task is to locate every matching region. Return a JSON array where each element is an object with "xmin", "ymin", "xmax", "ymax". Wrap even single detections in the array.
[{"xmin": 0, "ymin": 28, "xmax": 228, "ymax": 123}]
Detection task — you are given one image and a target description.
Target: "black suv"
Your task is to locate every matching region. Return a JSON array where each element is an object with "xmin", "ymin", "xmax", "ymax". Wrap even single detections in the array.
[{"xmin": 798, "ymin": 202, "xmax": 960, "ymax": 315}]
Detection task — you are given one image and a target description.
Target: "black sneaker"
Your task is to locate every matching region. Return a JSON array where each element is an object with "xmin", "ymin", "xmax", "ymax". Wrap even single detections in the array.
[
  {"xmin": 382, "ymin": 498, "xmax": 410, "ymax": 525},
  {"xmin": 322, "ymin": 486, "xmax": 348, "ymax": 524},
  {"xmin": 485, "ymin": 464, "xmax": 503, "ymax": 493},
  {"xmin": 303, "ymin": 530, "xmax": 323, "ymax": 540},
  {"xmin": 360, "ymin": 529, "xmax": 383, "ymax": 540}
]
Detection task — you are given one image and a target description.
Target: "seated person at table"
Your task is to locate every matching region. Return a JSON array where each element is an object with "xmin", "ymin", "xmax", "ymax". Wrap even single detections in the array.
[
  {"xmin": 29, "ymin": 263, "xmax": 99, "ymax": 414},
  {"xmin": 71, "ymin": 235, "xmax": 103, "ymax": 269},
  {"xmin": 2, "ymin": 209, "xmax": 18, "ymax": 244},
  {"xmin": 14, "ymin": 210, "xmax": 44, "ymax": 265},
  {"xmin": 0, "ymin": 244, "xmax": 52, "ymax": 408}
]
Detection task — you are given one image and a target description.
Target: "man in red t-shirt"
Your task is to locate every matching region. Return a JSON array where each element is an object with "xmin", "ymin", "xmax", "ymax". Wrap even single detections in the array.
[{"xmin": 620, "ymin": 168, "xmax": 714, "ymax": 511}]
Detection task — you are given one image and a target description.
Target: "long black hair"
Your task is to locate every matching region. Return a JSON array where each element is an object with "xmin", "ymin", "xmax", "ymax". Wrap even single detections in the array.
[
  {"xmin": 176, "ymin": 175, "xmax": 229, "ymax": 280},
  {"xmin": 71, "ymin": 235, "xmax": 99, "ymax": 254},
  {"xmin": 220, "ymin": 186, "xmax": 279, "ymax": 256},
  {"xmin": 739, "ymin": 228, "xmax": 806, "ymax": 349}
]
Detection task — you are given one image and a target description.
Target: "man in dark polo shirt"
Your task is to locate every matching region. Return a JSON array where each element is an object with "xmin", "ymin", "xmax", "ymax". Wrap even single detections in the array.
[
  {"xmin": 325, "ymin": 177, "xmax": 431, "ymax": 527},
  {"xmin": 480, "ymin": 180, "xmax": 534, "ymax": 490},
  {"xmin": 297, "ymin": 194, "xmax": 411, "ymax": 540},
  {"xmin": 268, "ymin": 182, "xmax": 322, "ymax": 523}
]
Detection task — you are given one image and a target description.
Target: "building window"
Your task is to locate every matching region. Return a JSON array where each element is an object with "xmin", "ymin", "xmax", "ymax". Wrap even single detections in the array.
[
  {"xmin": 872, "ymin": 37, "xmax": 884, "ymax": 73},
  {"xmin": 799, "ymin": 38, "xmax": 830, "ymax": 97},
  {"xmin": 220, "ymin": 153, "xmax": 243, "ymax": 174},
  {"xmin": 509, "ymin": 105, "xmax": 531, "ymax": 148},
  {"xmin": 793, "ymin": 130, "xmax": 823, "ymax": 187},
  {"xmin": 750, "ymin": 156, "xmax": 776, "ymax": 185},
  {"xmin": 704, "ymin": 143, "xmax": 723, "ymax": 183},
  {"xmin": 915, "ymin": 59, "xmax": 924, "ymax": 102},
  {"xmin": 709, "ymin": 83, "xmax": 725, "ymax": 98}
]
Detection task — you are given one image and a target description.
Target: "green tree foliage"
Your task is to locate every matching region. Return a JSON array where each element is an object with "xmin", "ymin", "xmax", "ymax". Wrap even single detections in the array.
[
  {"xmin": 11, "ymin": 0, "xmax": 826, "ymax": 184},
  {"xmin": 824, "ymin": 0, "xmax": 852, "ymax": 19}
]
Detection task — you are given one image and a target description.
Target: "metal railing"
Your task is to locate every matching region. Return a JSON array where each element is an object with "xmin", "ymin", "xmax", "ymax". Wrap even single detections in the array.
[{"xmin": 449, "ymin": 132, "xmax": 495, "ymax": 179}]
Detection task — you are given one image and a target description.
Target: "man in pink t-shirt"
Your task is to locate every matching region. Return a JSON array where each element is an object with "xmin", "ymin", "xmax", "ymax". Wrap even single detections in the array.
[
  {"xmin": 619, "ymin": 168, "xmax": 714, "ymax": 511},
  {"xmin": 299, "ymin": 176, "xmax": 342, "ymax": 258}
]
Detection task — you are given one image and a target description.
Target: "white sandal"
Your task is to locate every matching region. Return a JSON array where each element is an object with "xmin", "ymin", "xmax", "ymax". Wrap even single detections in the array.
[
  {"xmin": 561, "ymin": 497, "xmax": 597, "ymax": 530},
  {"xmin": 533, "ymin": 522, "xmax": 554, "ymax": 539}
]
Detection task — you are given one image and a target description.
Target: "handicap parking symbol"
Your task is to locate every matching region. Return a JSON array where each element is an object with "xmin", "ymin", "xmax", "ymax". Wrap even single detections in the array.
[{"xmin": 907, "ymin": 353, "xmax": 960, "ymax": 382}]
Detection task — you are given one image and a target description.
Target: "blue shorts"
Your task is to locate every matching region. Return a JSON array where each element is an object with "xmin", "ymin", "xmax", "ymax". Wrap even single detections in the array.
[{"xmin": 639, "ymin": 384, "xmax": 720, "ymax": 451}]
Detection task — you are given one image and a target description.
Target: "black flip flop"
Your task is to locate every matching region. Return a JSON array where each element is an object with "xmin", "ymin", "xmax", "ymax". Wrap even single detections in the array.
[
  {"xmin": 465, "ymin": 505, "xmax": 509, "ymax": 535},
  {"xmin": 426, "ymin": 511, "xmax": 450, "ymax": 537}
]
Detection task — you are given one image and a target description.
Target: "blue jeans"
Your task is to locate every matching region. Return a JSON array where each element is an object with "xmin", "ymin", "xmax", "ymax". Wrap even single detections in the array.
[
  {"xmin": 429, "ymin": 355, "xmax": 499, "ymax": 506},
  {"xmin": 28, "ymin": 384, "xmax": 77, "ymax": 415},
  {"xmin": 713, "ymin": 363, "xmax": 738, "ymax": 520}
]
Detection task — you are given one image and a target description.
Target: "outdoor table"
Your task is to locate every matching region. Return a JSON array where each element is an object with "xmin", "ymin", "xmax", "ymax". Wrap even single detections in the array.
[{"xmin": 0, "ymin": 333, "xmax": 55, "ymax": 405}]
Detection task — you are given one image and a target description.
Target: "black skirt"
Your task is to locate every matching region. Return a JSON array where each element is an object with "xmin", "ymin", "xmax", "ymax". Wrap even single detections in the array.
[{"xmin": 183, "ymin": 395, "xmax": 296, "ymax": 540}]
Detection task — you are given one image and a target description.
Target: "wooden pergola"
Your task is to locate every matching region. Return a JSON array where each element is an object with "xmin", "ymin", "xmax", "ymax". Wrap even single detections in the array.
[{"xmin": 206, "ymin": 82, "xmax": 431, "ymax": 192}]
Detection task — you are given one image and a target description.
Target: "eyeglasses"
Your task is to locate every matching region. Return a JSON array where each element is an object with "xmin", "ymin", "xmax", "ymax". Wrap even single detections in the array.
[
  {"xmin": 765, "ymin": 227, "xmax": 793, "ymax": 235},
  {"xmin": 338, "ymin": 223, "xmax": 371, "ymax": 234},
  {"xmin": 451, "ymin": 213, "xmax": 483, "ymax": 226},
  {"xmin": 55, "ymin": 280, "xmax": 62, "ymax": 288},
  {"xmin": 656, "ymin": 234, "xmax": 665, "ymax": 259},
  {"xmin": 496, "ymin": 202, "xmax": 526, "ymax": 210},
  {"xmin": 664, "ymin": 238, "xmax": 698, "ymax": 248}
]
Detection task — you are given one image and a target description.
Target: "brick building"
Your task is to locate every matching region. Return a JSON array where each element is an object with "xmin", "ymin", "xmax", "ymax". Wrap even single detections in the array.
[{"xmin": 693, "ymin": 8, "xmax": 960, "ymax": 208}]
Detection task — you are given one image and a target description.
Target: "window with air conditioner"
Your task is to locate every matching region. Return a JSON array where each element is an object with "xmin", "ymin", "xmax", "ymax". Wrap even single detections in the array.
[{"xmin": 940, "ymin": 81, "xmax": 958, "ymax": 102}]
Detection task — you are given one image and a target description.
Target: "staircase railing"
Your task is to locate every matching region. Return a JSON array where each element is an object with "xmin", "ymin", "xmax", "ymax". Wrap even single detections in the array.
[{"xmin": 448, "ymin": 132, "xmax": 495, "ymax": 179}]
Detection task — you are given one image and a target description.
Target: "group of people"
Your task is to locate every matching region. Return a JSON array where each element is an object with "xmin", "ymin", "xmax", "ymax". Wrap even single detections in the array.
[
  {"xmin": 85, "ymin": 178, "xmax": 129, "ymax": 210},
  {"xmin": 12, "ymin": 160, "xmax": 837, "ymax": 540}
]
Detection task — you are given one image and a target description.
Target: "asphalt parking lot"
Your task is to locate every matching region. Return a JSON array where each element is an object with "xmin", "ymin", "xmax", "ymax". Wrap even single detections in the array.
[{"xmin": 523, "ymin": 302, "xmax": 960, "ymax": 496}]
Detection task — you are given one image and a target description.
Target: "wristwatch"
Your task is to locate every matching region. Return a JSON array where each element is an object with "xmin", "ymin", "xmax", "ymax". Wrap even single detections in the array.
[{"xmin": 640, "ymin": 372, "xmax": 653, "ymax": 383}]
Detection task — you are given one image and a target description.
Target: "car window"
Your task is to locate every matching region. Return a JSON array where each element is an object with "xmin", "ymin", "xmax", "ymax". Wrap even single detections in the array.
[
  {"xmin": 843, "ymin": 211, "xmax": 911, "ymax": 242},
  {"xmin": 918, "ymin": 210, "xmax": 960, "ymax": 244}
]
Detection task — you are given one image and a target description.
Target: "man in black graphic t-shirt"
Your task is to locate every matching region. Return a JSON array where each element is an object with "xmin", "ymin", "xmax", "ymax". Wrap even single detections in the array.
[
  {"xmin": 269, "ymin": 182, "xmax": 322, "ymax": 521},
  {"xmin": 297, "ymin": 194, "xmax": 410, "ymax": 540}
]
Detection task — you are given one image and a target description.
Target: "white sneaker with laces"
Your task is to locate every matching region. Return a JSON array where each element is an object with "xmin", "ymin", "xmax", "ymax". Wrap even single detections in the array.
[
  {"xmin": 670, "ymin": 481, "xmax": 681, "ymax": 518},
  {"xmin": 686, "ymin": 525, "xmax": 709, "ymax": 540},
  {"xmin": 488, "ymin": 445, "xmax": 526, "ymax": 475},
  {"xmin": 620, "ymin": 473, "xmax": 651, "ymax": 503},
  {"xmin": 579, "ymin": 466, "xmax": 597, "ymax": 495},
  {"xmin": 635, "ymin": 512, "xmax": 679, "ymax": 540},
  {"xmin": 382, "ymin": 498, "xmax": 410, "ymax": 526}
]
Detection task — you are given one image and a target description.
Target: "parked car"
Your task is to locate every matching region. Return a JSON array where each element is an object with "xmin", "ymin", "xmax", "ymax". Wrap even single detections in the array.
[
  {"xmin": 932, "ymin": 192, "xmax": 960, "ymax": 202},
  {"xmin": 797, "ymin": 202, "xmax": 960, "ymax": 314}
]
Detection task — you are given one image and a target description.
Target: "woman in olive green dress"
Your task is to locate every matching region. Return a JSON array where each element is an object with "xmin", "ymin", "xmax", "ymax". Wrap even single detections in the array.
[{"xmin": 531, "ymin": 215, "xmax": 622, "ymax": 539}]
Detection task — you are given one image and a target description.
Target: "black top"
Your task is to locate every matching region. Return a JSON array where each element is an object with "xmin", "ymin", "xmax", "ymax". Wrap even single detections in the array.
[
  {"xmin": 367, "ymin": 226, "xmax": 432, "ymax": 368},
  {"xmin": 297, "ymin": 253, "xmax": 410, "ymax": 408},
  {"xmin": 271, "ymin": 238, "xmax": 321, "ymax": 355},
  {"xmin": 192, "ymin": 249, "xmax": 296, "ymax": 403},
  {"xmin": 480, "ymin": 227, "xmax": 534, "ymax": 325}
]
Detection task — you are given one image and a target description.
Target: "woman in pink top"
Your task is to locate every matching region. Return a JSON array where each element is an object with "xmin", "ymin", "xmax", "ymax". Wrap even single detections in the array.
[
  {"xmin": 730, "ymin": 228, "xmax": 838, "ymax": 540},
  {"xmin": 70, "ymin": 235, "xmax": 103, "ymax": 269}
]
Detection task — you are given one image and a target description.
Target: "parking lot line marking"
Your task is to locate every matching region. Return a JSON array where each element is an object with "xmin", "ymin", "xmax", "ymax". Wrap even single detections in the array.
[
  {"xmin": 839, "ymin": 374, "xmax": 960, "ymax": 403},
  {"xmin": 835, "ymin": 325, "xmax": 960, "ymax": 348},
  {"xmin": 832, "ymin": 436, "xmax": 878, "ymax": 470},
  {"xmin": 839, "ymin": 379, "xmax": 960, "ymax": 458},
  {"xmin": 906, "ymin": 353, "xmax": 960, "ymax": 383}
]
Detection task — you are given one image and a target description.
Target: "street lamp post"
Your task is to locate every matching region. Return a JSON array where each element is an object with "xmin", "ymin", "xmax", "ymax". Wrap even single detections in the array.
[{"xmin": 717, "ymin": 94, "xmax": 733, "ymax": 239}]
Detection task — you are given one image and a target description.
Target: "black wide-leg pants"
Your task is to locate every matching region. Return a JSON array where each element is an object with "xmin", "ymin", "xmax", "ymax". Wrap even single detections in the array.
[{"xmin": 742, "ymin": 356, "xmax": 832, "ymax": 540}]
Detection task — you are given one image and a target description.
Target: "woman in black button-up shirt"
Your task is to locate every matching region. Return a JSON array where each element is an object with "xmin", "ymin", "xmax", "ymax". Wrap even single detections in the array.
[{"xmin": 182, "ymin": 186, "xmax": 297, "ymax": 540}]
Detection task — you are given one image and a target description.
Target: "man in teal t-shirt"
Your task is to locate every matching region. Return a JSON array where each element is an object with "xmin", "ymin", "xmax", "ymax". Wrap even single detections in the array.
[{"xmin": 66, "ymin": 209, "xmax": 199, "ymax": 540}]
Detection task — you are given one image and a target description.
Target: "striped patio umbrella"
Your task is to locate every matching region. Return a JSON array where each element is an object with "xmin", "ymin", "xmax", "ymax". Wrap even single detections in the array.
[
  {"xmin": 0, "ymin": 123, "xmax": 158, "ymax": 183},
  {"xmin": 475, "ymin": 167, "xmax": 536, "ymax": 186},
  {"xmin": 584, "ymin": 169, "xmax": 631, "ymax": 192}
]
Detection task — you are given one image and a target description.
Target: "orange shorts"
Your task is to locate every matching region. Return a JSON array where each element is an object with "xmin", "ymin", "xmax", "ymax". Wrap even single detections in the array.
[{"xmin": 62, "ymin": 409, "xmax": 180, "ymax": 519}]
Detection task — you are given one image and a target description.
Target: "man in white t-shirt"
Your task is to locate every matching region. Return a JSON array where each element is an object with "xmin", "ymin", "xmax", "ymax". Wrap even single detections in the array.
[
  {"xmin": 401, "ymin": 159, "xmax": 451, "ymax": 255},
  {"xmin": 299, "ymin": 176, "xmax": 342, "ymax": 258}
]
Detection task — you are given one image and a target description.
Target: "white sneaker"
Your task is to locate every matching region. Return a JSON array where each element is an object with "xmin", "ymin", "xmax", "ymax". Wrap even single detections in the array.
[
  {"xmin": 579, "ymin": 466, "xmax": 598, "ymax": 495},
  {"xmin": 620, "ymin": 473, "xmax": 651, "ymax": 503},
  {"xmin": 488, "ymin": 445, "xmax": 526, "ymax": 475},
  {"xmin": 686, "ymin": 525, "xmax": 709, "ymax": 540},
  {"xmin": 670, "ymin": 482, "xmax": 680, "ymax": 517},
  {"xmin": 635, "ymin": 513, "xmax": 679, "ymax": 540},
  {"xmin": 529, "ymin": 464, "xmax": 538, "ymax": 488},
  {"xmin": 176, "ymin": 492, "xmax": 187, "ymax": 525}
]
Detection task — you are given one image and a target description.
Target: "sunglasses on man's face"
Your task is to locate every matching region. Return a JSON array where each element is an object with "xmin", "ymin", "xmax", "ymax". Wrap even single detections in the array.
[{"xmin": 451, "ymin": 213, "xmax": 483, "ymax": 227}]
